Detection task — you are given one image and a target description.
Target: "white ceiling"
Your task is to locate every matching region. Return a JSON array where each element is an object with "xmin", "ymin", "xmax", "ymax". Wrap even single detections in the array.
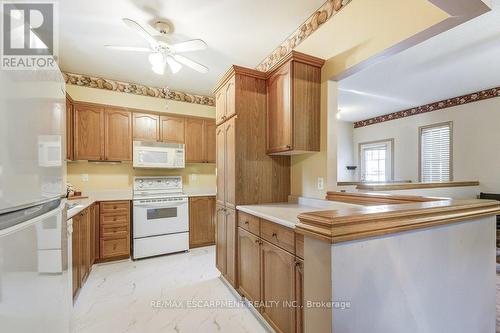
[
  {"xmin": 59, "ymin": 0, "xmax": 325, "ymax": 96},
  {"xmin": 338, "ymin": 0, "xmax": 500, "ymax": 122}
]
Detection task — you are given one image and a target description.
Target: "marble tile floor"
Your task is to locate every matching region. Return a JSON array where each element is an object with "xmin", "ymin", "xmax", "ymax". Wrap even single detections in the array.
[{"xmin": 72, "ymin": 246, "xmax": 268, "ymax": 333}]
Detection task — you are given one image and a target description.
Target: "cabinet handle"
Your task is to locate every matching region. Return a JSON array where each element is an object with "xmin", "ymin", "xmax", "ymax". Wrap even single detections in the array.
[
  {"xmin": 286, "ymin": 145, "xmax": 291, "ymax": 149},
  {"xmin": 295, "ymin": 261, "xmax": 301, "ymax": 267},
  {"xmin": 272, "ymin": 232, "xmax": 277, "ymax": 238},
  {"xmin": 244, "ymin": 221, "xmax": 249, "ymax": 225},
  {"xmin": 254, "ymin": 239, "xmax": 259, "ymax": 244}
]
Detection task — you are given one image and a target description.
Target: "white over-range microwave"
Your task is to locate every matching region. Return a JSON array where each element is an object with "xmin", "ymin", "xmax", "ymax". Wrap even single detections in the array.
[{"xmin": 133, "ymin": 141, "xmax": 185, "ymax": 169}]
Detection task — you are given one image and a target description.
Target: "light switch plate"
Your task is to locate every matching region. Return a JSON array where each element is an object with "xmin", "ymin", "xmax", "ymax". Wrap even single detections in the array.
[
  {"xmin": 190, "ymin": 174, "xmax": 197, "ymax": 181},
  {"xmin": 317, "ymin": 177, "xmax": 324, "ymax": 190},
  {"xmin": 81, "ymin": 174, "xmax": 89, "ymax": 182}
]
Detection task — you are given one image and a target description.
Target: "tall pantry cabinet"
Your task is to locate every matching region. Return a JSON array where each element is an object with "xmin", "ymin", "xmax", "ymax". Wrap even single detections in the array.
[{"xmin": 214, "ymin": 66, "xmax": 290, "ymax": 288}]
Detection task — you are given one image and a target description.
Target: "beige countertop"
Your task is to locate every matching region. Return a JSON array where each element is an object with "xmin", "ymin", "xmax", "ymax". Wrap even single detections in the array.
[
  {"xmin": 237, "ymin": 198, "xmax": 361, "ymax": 229},
  {"xmin": 66, "ymin": 189, "xmax": 133, "ymax": 220},
  {"xmin": 184, "ymin": 188, "xmax": 217, "ymax": 197}
]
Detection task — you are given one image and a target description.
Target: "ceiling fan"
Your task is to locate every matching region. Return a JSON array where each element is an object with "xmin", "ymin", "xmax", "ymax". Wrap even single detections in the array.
[{"xmin": 105, "ymin": 18, "xmax": 208, "ymax": 75}]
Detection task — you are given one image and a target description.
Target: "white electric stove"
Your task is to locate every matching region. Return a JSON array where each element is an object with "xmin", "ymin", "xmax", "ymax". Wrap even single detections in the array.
[{"xmin": 132, "ymin": 176, "xmax": 189, "ymax": 259}]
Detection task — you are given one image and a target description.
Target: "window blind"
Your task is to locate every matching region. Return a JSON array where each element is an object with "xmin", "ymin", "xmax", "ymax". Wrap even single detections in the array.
[{"xmin": 420, "ymin": 123, "xmax": 451, "ymax": 182}]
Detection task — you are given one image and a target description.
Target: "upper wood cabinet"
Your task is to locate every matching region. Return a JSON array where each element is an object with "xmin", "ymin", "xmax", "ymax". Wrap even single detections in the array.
[
  {"xmin": 206, "ymin": 120, "xmax": 216, "ymax": 163},
  {"xmin": 105, "ymin": 108, "xmax": 132, "ymax": 161},
  {"xmin": 189, "ymin": 196, "xmax": 215, "ymax": 248},
  {"xmin": 266, "ymin": 51, "xmax": 324, "ymax": 155},
  {"xmin": 185, "ymin": 118, "xmax": 205, "ymax": 163},
  {"xmin": 74, "ymin": 104, "xmax": 132, "ymax": 161},
  {"xmin": 74, "ymin": 104, "xmax": 105, "ymax": 161},
  {"xmin": 215, "ymin": 76, "xmax": 235, "ymax": 125},
  {"xmin": 160, "ymin": 115, "xmax": 185, "ymax": 143},
  {"xmin": 133, "ymin": 113, "xmax": 159, "ymax": 141},
  {"xmin": 66, "ymin": 96, "xmax": 74, "ymax": 161}
]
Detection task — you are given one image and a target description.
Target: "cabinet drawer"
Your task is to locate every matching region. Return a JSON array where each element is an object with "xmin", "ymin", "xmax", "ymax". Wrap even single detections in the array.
[
  {"xmin": 261, "ymin": 219, "xmax": 295, "ymax": 254},
  {"xmin": 100, "ymin": 214, "xmax": 129, "ymax": 226},
  {"xmin": 100, "ymin": 201, "xmax": 130, "ymax": 215},
  {"xmin": 238, "ymin": 211, "xmax": 260, "ymax": 236},
  {"xmin": 101, "ymin": 224, "xmax": 129, "ymax": 238},
  {"xmin": 100, "ymin": 237, "xmax": 129, "ymax": 258}
]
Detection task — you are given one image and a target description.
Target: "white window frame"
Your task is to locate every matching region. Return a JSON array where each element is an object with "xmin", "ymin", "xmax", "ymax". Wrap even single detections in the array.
[
  {"xmin": 358, "ymin": 138, "xmax": 394, "ymax": 182},
  {"xmin": 418, "ymin": 121, "xmax": 453, "ymax": 182}
]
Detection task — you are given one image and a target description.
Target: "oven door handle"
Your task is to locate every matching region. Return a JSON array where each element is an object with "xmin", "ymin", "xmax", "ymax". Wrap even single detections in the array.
[{"xmin": 133, "ymin": 202, "xmax": 187, "ymax": 209}]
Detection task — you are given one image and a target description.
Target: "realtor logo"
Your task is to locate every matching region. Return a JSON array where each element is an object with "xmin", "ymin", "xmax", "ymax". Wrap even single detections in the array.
[{"xmin": 1, "ymin": 1, "xmax": 58, "ymax": 70}]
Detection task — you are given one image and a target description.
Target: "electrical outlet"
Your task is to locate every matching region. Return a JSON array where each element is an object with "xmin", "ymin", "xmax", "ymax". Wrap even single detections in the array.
[
  {"xmin": 317, "ymin": 177, "xmax": 324, "ymax": 190},
  {"xmin": 81, "ymin": 174, "xmax": 89, "ymax": 182},
  {"xmin": 190, "ymin": 174, "xmax": 197, "ymax": 181}
]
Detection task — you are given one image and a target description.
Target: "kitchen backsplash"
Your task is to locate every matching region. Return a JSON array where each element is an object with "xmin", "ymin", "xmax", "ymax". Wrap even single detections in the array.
[{"xmin": 67, "ymin": 161, "xmax": 216, "ymax": 192}]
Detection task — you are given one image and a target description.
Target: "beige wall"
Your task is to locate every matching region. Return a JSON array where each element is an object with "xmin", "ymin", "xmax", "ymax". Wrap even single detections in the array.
[
  {"xmin": 351, "ymin": 97, "xmax": 500, "ymax": 193},
  {"xmin": 66, "ymin": 85, "xmax": 216, "ymax": 192}
]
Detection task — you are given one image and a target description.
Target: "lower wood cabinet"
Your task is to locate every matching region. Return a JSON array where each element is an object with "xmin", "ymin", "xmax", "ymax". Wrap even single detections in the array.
[
  {"xmin": 238, "ymin": 227, "xmax": 261, "ymax": 302},
  {"xmin": 234, "ymin": 212, "xmax": 304, "ymax": 333},
  {"xmin": 215, "ymin": 204, "xmax": 237, "ymax": 287},
  {"xmin": 71, "ymin": 203, "xmax": 97, "ymax": 301},
  {"xmin": 189, "ymin": 196, "xmax": 215, "ymax": 248},
  {"xmin": 99, "ymin": 200, "xmax": 130, "ymax": 260}
]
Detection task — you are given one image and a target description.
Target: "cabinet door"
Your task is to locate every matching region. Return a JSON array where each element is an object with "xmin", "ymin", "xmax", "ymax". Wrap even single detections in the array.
[
  {"xmin": 225, "ymin": 117, "xmax": 236, "ymax": 209},
  {"xmin": 66, "ymin": 97, "xmax": 74, "ymax": 160},
  {"xmin": 225, "ymin": 207, "xmax": 237, "ymax": 287},
  {"xmin": 267, "ymin": 62, "xmax": 292, "ymax": 154},
  {"xmin": 295, "ymin": 259, "xmax": 304, "ymax": 333},
  {"xmin": 71, "ymin": 214, "xmax": 80, "ymax": 298},
  {"xmin": 94, "ymin": 203, "xmax": 100, "ymax": 262},
  {"xmin": 105, "ymin": 108, "xmax": 132, "ymax": 161},
  {"xmin": 133, "ymin": 113, "xmax": 159, "ymax": 141},
  {"xmin": 160, "ymin": 115, "xmax": 185, "ymax": 143},
  {"xmin": 215, "ymin": 88, "xmax": 226, "ymax": 124},
  {"xmin": 79, "ymin": 209, "xmax": 90, "ymax": 284},
  {"xmin": 261, "ymin": 240, "xmax": 296, "ymax": 333},
  {"xmin": 185, "ymin": 118, "xmax": 205, "ymax": 163},
  {"xmin": 74, "ymin": 104, "xmax": 104, "ymax": 160},
  {"xmin": 238, "ymin": 227, "xmax": 261, "ymax": 302},
  {"xmin": 189, "ymin": 196, "xmax": 215, "ymax": 248},
  {"xmin": 216, "ymin": 125, "xmax": 225, "ymax": 206},
  {"xmin": 206, "ymin": 120, "xmax": 216, "ymax": 163},
  {"xmin": 215, "ymin": 204, "xmax": 226, "ymax": 275},
  {"xmin": 89, "ymin": 204, "xmax": 96, "ymax": 265},
  {"xmin": 225, "ymin": 76, "xmax": 236, "ymax": 120}
]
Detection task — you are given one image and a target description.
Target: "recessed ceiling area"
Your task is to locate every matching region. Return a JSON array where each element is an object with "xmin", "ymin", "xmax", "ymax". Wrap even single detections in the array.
[
  {"xmin": 337, "ymin": 0, "xmax": 500, "ymax": 122},
  {"xmin": 59, "ymin": 0, "xmax": 326, "ymax": 96}
]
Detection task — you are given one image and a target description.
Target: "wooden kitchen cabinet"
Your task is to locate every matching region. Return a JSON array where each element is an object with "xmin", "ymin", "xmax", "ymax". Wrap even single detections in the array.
[
  {"xmin": 206, "ymin": 120, "xmax": 216, "ymax": 163},
  {"xmin": 133, "ymin": 112, "xmax": 159, "ymax": 141},
  {"xmin": 79, "ymin": 208, "xmax": 90, "ymax": 284},
  {"xmin": 215, "ymin": 75, "xmax": 235, "ymax": 124},
  {"xmin": 99, "ymin": 200, "xmax": 130, "ymax": 261},
  {"xmin": 160, "ymin": 115, "xmax": 185, "ymax": 143},
  {"xmin": 71, "ymin": 212, "xmax": 81, "ymax": 299},
  {"xmin": 295, "ymin": 258, "xmax": 304, "ymax": 333},
  {"xmin": 189, "ymin": 196, "xmax": 215, "ymax": 248},
  {"xmin": 238, "ymin": 227, "xmax": 261, "ymax": 303},
  {"xmin": 261, "ymin": 239, "xmax": 296, "ymax": 333},
  {"xmin": 185, "ymin": 118, "xmax": 205, "ymax": 163},
  {"xmin": 225, "ymin": 207, "xmax": 237, "ymax": 287},
  {"xmin": 74, "ymin": 104, "xmax": 105, "ymax": 160},
  {"xmin": 216, "ymin": 125, "xmax": 225, "ymax": 206},
  {"xmin": 66, "ymin": 95, "xmax": 74, "ymax": 160},
  {"xmin": 215, "ymin": 204, "xmax": 227, "ymax": 275},
  {"xmin": 104, "ymin": 108, "xmax": 132, "ymax": 161},
  {"xmin": 266, "ymin": 51, "xmax": 324, "ymax": 155},
  {"xmin": 215, "ymin": 117, "xmax": 236, "ymax": 208}
]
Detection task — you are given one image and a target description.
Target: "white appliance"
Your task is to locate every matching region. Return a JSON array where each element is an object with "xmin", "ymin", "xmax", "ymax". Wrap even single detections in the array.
[
  {"xmin": 132, "ymin": 176, "xmax": 189, "ymax": 259},
  {"xmin": 0, "ymin": 65, "xmax": 69, "ymax": 331},
  {"xmin": 133, "ymin": 141, "xmax": 185, "ymax": 169}
]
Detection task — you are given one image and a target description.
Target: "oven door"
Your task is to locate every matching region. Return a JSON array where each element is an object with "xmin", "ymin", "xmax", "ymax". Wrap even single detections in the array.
[{"xmin": 133, "ymin": 199, "xmax": 188, "ymax": 238}]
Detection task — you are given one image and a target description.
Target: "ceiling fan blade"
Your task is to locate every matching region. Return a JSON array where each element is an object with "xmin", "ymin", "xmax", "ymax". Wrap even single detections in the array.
[
  {"xmin": 172, "ymin": 54, "xmax": 208, "ymax": 73},
  {"xmin": 172, "ymin": 39, "xmax": 207, "ymax": 53},
  {"xmin": 105, "ymin": 45, "xmax": 151, "ymax": 52},
  {"xmin": 166, "ymin": 56, "xmax": 182, "ymax": 74},
  {"xmin": 122, "ymin": 18, "xmax": 158, "ymax": 47}
]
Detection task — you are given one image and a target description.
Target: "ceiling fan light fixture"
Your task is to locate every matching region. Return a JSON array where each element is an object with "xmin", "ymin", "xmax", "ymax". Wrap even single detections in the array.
[
  {"xmin": 166, "ymin": 56, "xmax": 182, "ymax": 74},
  {"xmin": 149, "ymin": 52, "xmax": 166, "ymax": 75}
]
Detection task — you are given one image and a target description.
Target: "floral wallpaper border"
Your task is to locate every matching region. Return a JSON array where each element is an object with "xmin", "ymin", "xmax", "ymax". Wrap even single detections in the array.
[
  {"xmin": 63, "ymin": 72, "xmax": 215, "ymax": 107},
  {"xmin": 354, "ymin": 86, "xmax": 500, "ymax": 128},
  {"xmin": 255, "ymin": 0, "xmax": 352, "ymax": 72}
]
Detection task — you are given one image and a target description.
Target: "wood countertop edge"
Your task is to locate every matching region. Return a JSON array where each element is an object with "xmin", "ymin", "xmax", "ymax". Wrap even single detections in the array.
[
  {"xmin": 295, "ymin": 199, "xmax": 500, "ymax": 244},
  {"xmin": 355, "ymin": 181, "xmax": 480, "ymax": 191}
]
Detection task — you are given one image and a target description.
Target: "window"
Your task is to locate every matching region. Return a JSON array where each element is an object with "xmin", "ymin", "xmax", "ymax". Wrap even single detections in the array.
[
  {"xmin": 419, "ymin": 122, "xmax": 452, "ymax": 182},
  {"xmin": 359, "ymin": 139, "xmax": 394, "ymax": 182}
]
